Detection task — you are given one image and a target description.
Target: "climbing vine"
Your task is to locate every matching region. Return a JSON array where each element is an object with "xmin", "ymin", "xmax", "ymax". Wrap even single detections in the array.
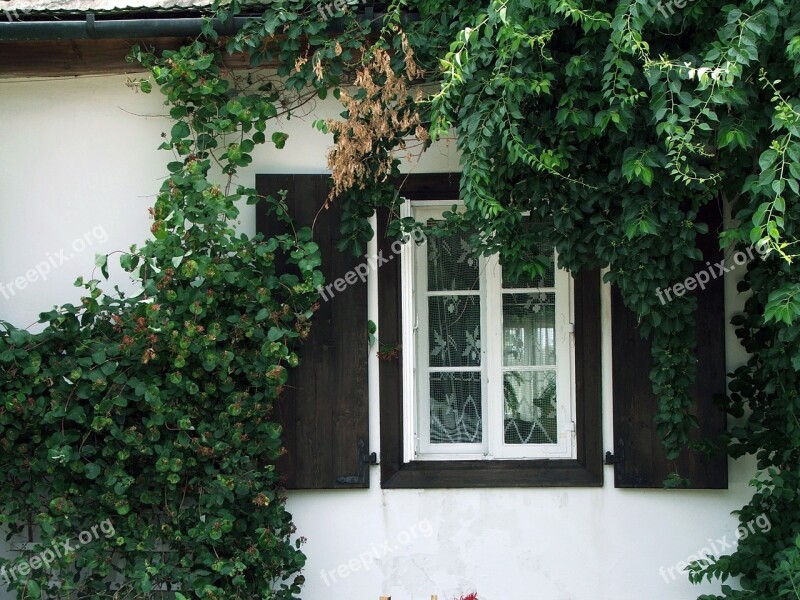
[
  {"xmin": 319, "ymin": 0, "xmax": 800, "ymax": 597},
  {"xmin": 0, "ymin": 3, "xmax": 366, "ymax": 596},
  {"xmin": 1, "ymin": 0, "xmax": 799, "ymax": 597}
]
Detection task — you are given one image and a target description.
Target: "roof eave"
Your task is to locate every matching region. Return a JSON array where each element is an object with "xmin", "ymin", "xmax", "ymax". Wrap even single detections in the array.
[{"xmin": 0, "ymin": 12, "xmax": 249, "ymax": 40}]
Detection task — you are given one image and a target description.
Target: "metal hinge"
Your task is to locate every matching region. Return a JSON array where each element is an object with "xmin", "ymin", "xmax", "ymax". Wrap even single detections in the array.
[
  {"xmin": 336, "ymin": 439, "xmax": 378, "ymax": 485},
  {"xmin": 605, "ymin": 439, "xmax": 625, "ymax": 466}
]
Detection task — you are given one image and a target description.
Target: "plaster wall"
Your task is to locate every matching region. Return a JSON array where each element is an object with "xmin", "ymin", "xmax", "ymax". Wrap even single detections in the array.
[{"xmin": 0, "ymin": 74, "xmax": 758, "ymax": 600}]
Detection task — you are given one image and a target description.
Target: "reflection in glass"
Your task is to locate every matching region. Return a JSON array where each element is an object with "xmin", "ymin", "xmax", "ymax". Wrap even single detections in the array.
[
  {"xmin": 429, "ymin": 371, "xmax": 483, "ymax": 443},
  {"xmin": 503, "ymin": 370, "xmax": 558, "ymax": 444},
  {"xmin": 503, "ymin": 293, "xmax": 555, "ymax": 367}
]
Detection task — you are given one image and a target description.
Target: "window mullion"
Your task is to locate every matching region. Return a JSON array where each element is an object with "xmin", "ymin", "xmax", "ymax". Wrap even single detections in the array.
[{"xmin": 483, "ymin": 254, "xmax": 503, "ymax": 459}]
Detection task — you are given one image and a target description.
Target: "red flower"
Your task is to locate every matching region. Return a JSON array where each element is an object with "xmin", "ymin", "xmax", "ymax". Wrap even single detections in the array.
[{"xmin": 459, "ymin": 594, "xmax": 478, "ymax": 600}]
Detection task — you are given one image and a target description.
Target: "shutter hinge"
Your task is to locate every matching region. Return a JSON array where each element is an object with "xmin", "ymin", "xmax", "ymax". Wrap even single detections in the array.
[
  {"xmin": 568, "ymin": 322, "xmax": 575, "ymax": 334},
  {"xmin": 605, "ymin": 440, "xmax": 625, "ymax": 466},
  {"xmin": 336, "ymin": 439, "xmax": 378, "ymax": 485}
]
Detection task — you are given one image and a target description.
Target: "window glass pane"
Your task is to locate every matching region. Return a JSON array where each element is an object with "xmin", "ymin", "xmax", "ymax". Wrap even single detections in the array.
[
  {"xmin": 504, "ymin": 370, "xmax": 557, "ymax": 444},
  {"xmin": 429, "ymin": 371, "xmax": 482, "ymax": 443},
  {"xmin": 502, "ymin": 241, "xmax": 555, "ymax": 288},
  {"xmin": 502, "ymin": 293, "xmax": 556, "ymax": 366},
  {"xmin": 428, "ymin": 295, "xmax": 481, "ymax": 367},
  {"xmin": 427, "ymin": 231, "xmax": 479, "ymax": 291}
]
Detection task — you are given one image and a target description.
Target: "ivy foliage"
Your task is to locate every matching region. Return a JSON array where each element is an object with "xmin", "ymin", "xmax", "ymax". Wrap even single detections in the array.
[
  {"xmin": 0, "ymin": 12, "xmax": 365, "ymax": 597},
  {"xmin": 317, "ymin": 0, "xmax": 800, "ymax": 596}
]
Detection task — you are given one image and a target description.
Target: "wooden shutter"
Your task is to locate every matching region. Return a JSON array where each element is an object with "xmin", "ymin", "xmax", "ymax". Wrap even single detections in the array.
[
  {"xmin": 255, "ymin": 175, "xmax": 369, "ymax": 489},
  {"xmin": 610, "ymin": 202, "xmax": 727, "ymax": 488}
]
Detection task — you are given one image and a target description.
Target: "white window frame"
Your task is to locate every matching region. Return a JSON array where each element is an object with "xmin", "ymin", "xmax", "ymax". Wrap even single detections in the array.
[{"xmin": 401, "ymin": 200, "xmax": 576, "ymax": 462}]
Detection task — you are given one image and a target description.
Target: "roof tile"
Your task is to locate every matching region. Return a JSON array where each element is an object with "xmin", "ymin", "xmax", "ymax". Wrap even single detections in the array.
[{"xmin": 1, "ymin": 0, "xmax": 213, "ymax": 13}]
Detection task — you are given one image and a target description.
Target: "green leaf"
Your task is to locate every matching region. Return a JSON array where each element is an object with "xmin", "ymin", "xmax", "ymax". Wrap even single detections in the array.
[
  {"xmin": 85, "ymin": 463, "xmax": 101, "ymax": 480},
  {"xmin": 25, "ymin": 580, "xmax": 41, "ymax": 599},
  {"xmin": 171, "ymin": 121, "xmax": 191, "ymax": 141},
  {"xmin": 758, "ymin": 148, "xmax": 777, "ymax": 171},
  {"xmin": 95, "ymin": 253, "xmax": 109, "ymax": 279},
  {"xmin": 640, "ymin": 166, "xmax": 654, "ymax": 186},
  {"xmin": 271, "ymin": 132, "xmax": 289, "ymax": 149}
]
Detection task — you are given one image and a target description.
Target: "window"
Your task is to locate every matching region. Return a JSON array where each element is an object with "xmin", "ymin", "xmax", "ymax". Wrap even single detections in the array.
[
  {"xmin": 404, "ymin": 204, "xmax": 576, "ymax": 461},
  {"xmin": 255, "ymin": 173, "xmax": 727, "ymax": 491},
  {"xmin": 378, "ymin": 174, "xmax": 604, "ymax": 488}
]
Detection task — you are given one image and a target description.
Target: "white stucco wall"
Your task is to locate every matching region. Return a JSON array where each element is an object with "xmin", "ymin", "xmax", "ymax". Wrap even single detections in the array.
[{"xmin": 0, "ymin": 73, "xmax": 759, "ymax": 600}]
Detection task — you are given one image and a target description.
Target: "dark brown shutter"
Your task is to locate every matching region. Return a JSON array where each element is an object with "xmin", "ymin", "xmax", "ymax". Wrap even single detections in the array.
[
  {"xmin": 255, "ymin": 175, "xmax": 369, "ymax": 489},
  {"xmin": 610, "ymin": 201, "xmax": 727, "ymax": 488}
]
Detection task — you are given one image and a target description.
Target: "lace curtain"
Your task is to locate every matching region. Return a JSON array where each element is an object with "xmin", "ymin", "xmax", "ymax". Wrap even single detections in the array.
[{"xmin": 425, "ymin": 232, "xmax": 559, "ymax": 446}]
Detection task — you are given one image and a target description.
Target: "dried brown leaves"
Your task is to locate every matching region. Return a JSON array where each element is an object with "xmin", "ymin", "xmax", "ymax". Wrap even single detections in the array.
[{"xmin": 325, "ymin": 34, "xmax": 427, "ymax": 203}]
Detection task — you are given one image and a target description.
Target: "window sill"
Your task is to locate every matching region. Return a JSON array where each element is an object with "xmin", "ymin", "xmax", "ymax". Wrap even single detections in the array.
[{"xmin": 381, "ymin": 459, "xmax": 603, "ymax": 488}]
